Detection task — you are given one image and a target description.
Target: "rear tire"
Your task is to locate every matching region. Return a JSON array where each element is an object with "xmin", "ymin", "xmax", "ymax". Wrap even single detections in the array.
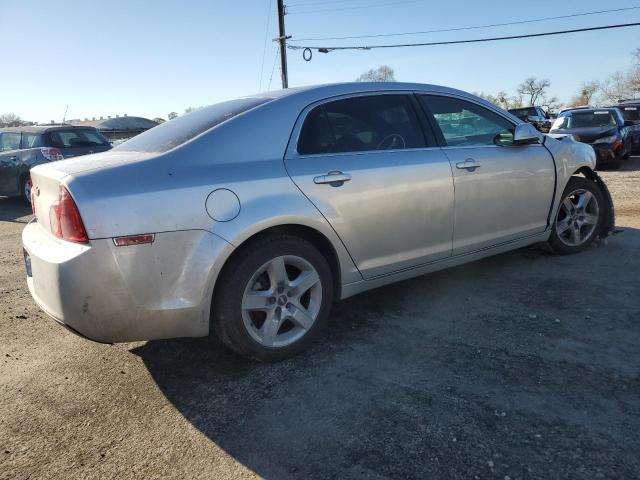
[
  {"xmin": 20, "ymin": 175, "xmax": 31, "ymax": 205},
  {"xmin": 547, "ymin": 176, "xmax": 604, "ymax": 255},
  {"xmin": 212, "ymin": 234, "xmax": 334, "ymax": 362}
]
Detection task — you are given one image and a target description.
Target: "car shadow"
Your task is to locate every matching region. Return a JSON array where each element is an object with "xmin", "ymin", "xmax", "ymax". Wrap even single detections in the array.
[
  {"xmin": 621, "ymin": 155, "xmax": 640, "ymax": 171},
  {"xmin": 131, "ymin": 231, "xmax": 640, "ymax": 479},
  {"xmin": 0, "ymin": 197, "xmax": 32, "ymax": 223}
]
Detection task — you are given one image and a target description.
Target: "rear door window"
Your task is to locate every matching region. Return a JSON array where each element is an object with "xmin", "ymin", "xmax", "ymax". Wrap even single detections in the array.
[
  {"xmin": 0, "ymin": 133, "xmax": 21, "ymax": 151},
  {"xmin": 298, "ymin": 94, "xmax": 426, "ymax": 155},
  {"xmin": 23, "ymin": 133, "xmax": 44, "ymax": 148},
  {"xmin": 114, "ymin": 97, "xmax": 272, "ymax": 153},
  {"xmin": 48, "ymin": 129, "xmax": 110, "ymax": 148}
]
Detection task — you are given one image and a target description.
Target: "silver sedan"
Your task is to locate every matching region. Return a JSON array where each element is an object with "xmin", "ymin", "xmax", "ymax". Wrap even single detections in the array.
[{"xmin": 22, "ymin": 83, "xmax": 614, "ymax": 361}]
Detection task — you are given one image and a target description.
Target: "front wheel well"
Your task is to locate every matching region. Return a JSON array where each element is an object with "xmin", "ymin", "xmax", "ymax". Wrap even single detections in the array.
[
  {"xmin": 215, "ymin": 224, "xmax": 342, "ymax": 301},
  {"xmin": 569, "ymin": 167, "xmax": 615, "ymax": 238}
]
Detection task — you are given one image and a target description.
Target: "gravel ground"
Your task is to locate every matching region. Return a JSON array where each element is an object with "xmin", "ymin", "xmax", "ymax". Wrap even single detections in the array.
[{"xmin": 1, "ymin": 158, "xmax": 639, "ymax": 480}]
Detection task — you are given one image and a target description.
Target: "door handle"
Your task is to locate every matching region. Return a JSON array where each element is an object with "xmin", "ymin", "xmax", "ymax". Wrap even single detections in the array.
[
  {"xmin": 456, "ymin": 158, "xmax": 481, "ymax": 172},
  {"xmin": 313, "ymin": 171, "xmax": 352, "ymax": 186}
]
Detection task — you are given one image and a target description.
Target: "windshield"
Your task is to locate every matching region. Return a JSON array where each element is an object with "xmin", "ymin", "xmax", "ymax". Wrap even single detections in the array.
[
  {"xmin": 552, "ymin": 111, "xmax": 617, "ymax": 130},
  {"xmin": 115, "ymin": 97, "xmax": 272, "ymax": 153},
  {"xmin": 619, "ymin": 106, "xmax": 640, "ymax": 122},
  {"xmin": 49, "ymin": 129, "xmax": 110, "ymax": 147},
  {"xmin": 509, "ymin": 107, "xmax": 538, "ymax": 118}
]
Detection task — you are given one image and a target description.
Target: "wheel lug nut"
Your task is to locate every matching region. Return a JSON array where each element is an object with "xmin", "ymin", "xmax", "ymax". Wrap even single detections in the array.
[{"xmin": 268, "ymin": 297, "xmax": 276, "ymax": 305}]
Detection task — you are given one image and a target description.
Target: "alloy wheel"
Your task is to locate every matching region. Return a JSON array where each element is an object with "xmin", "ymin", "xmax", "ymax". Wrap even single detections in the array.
[
  {"xmin": 241, "ymin": 255, "xmax": 322, "ymax": 348},
  {"xmin": 555, "ymin": 189, "xmax": 599, "ymax": 247}
]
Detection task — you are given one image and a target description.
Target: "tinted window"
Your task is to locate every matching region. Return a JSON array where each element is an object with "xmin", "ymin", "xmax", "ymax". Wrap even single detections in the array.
[
  {"xmin": 422, "ymin": 96, "xmax": 514, "ymax": 147},
  {"xmin": 298, "ymin": 106, "xmax": 334, "ymax": 155},
  {"xmin": 23, "ymin": 133, "xmax": 44, "ymax": 148},
  {"xmin": 298, "ymin": 95, "xmax": 425, "ymax": 155},
  {"xmin": 509, "ymin": 107, "xmax": 538, "ymax": 118},
  {"xmin": 619, "ymin": 106, "xmax": 639, "ymax": 122},
  {"xmin": 115, "ymin": 97, "xmax": 272, "ymax": 153},
  {"xmin": 0, "ymin": 133, "xmax": 21, "ymax": 151},
  {"xmin": 49, "ymin": 129, "xmax": 110, "ymax": 148},
  {"xmin": 552, "ymin": 111, "xmax": 617, "ymax": 130}
]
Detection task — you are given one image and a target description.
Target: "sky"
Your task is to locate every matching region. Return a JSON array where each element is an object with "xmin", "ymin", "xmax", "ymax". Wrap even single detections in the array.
[{"xmin": 1, "ymin": 0, "xmax": 639, "ymax": 123}]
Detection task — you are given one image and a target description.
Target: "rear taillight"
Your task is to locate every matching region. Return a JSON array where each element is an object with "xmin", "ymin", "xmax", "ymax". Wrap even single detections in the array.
[
  {"xmin": 40, "ymin": 147, "xmax": 64, "ymax": 161},
  {"xmin": 612, "ymin": 138, "xmax": 622, "ymax": 150},
  {"xmin": 49, "ymin": 186, "xmax": 88, "ymax": 243}
]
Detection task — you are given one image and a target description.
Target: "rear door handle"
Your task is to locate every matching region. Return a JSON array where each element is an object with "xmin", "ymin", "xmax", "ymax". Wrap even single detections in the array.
[
  {"xmin": 456, "ymin": 159, "xmax": 481, "ymax": 172},
  {"xmin": 313, "ymin": 171, "xmax": 352, "ymax": 186}
]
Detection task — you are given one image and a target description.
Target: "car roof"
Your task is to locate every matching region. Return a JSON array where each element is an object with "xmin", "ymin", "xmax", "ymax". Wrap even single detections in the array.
[
  {"xmin": 560, "ymin": 108, "xmax": 618, "ymax": 115},
  {"xmin": 0, "ymin": 124, "xmax": 100, "ymax": 134},
  {"xmin": 250, "ymin": 81, "xmax": 489, "ymax": 105}
]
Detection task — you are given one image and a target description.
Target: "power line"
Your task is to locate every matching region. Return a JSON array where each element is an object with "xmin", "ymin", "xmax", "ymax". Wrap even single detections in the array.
[
  {"xmin": 258, "ymin": 0, "xmax": 274, "ymax": 91},
  {"xmin": 288, "ymin": 6, "xmax": 640, "ymax": 42},
  {"xmin": 289, "ymin": 22, "xmax": 640, "ymax": 52},
  {"xmin": 287, "ymin": 0, "xmax": 367, "ymax": 6},
  {"xmin": 287, "ymin": 0, "xmax": 422, "ymax": 15},
  {"xmin": 267, "ymin": 46, "xmax": 280, "ymax": 91}
]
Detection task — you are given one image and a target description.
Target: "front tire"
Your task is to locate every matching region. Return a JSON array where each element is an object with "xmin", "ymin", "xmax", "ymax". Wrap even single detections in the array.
[
  {"xmin": 547, "ymin": 176, "xmax": 604, "ymax": 255},
  {"xmin": 213, "ymin": 234, "xmax": 334, "ymax": 362}
]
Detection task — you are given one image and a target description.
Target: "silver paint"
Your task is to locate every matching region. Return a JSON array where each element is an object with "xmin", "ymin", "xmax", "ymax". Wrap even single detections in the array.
[{"xmin": 23, "ymin": 82, "xmax": 598, "ymax": 342}]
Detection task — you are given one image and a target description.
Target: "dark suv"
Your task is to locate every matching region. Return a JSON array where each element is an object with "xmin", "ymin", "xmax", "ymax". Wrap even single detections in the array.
[
  {"xmin": 508, "ymin": 106, "xmax": 552, "ymax": 133},
  {"xmin": 611, "ymin": 100, "xmax": 640, "ymax": 153},
  {"xmin": 0, "ymin": 125, "xmax": 111, "ymax": 203}
]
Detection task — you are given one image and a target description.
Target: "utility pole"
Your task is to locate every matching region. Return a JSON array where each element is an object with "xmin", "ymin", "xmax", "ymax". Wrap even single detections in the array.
[{"xmin": 276, "ymin": 0, "xmax": 289, "ymax": 89}]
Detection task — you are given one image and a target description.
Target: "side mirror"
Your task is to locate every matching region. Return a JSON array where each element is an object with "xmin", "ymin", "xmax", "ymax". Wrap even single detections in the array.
[
  {"xmin": 623, "ymin": 120, "xmax": 634, "ymax": 127},
  {"xmin": 513, "ymin": 123, "xmax": 541, "ymax": 145}
]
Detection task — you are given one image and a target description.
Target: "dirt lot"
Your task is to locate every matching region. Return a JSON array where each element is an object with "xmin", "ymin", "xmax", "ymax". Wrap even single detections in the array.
[{"xmin": 1, "ymin": 159, "xmax": 639, "ymax": 480}]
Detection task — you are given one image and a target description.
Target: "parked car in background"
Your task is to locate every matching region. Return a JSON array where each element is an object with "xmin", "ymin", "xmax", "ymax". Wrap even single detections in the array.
[
  {"xmin": 23, "ymin": 83, "xmax": 614, "ymax": 362},
  {"xmin": 0, "ymin": 125, "xmax": 111, "ymax": 203},
  {"xmin": 508, "ymin": 106, "xmax": 552, "ymax": 132},
  {"xmin": 549, "ymin": 108, "xmax": 634, "ymax": 170},
  {"xmin": 612, "ymin": 100, "xmax": 640, "ymax": 153}
]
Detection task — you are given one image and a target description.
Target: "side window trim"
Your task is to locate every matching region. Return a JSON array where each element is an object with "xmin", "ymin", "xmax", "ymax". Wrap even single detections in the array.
[
  {"xmin": 288, "ymin": 91, "xmax": 437, "ymax": 159},
  {"xmin": 418, "ymin": 93, "xmax": 519, "ymax": 149}
]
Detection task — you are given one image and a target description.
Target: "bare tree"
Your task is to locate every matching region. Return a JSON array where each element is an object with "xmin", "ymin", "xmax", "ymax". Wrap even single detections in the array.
[
  {"xmin": 355, "ymin": 65, "xmax": 395, "ymax": 82},
  {"xmin": 539, "ymin": 95, "xmax": 562, "ymax": 113},
  {"xmin": 598, "ymin": 71, "xmax": 634, "ymax": 104},
  {"xmin": 167, "ymin": 112, "xmax": 178, "ymax": 120},
  {"xmin": 152, "ymin": 117, "xmax": 166, "ymax": 124},
  {"xmin": 517, "ymin": 77, "xmax": 551, "ymax": 106},
  {"xmin": 0, "ymin": 112, "xmax": 23, "ymax": 127},
  {"xmin": 568, "ymin": 81, "xmax": 599, "ymax": 107},
  {"xmin": 474, "ymin": 91, "xmax": 522, "ymax": 110}
]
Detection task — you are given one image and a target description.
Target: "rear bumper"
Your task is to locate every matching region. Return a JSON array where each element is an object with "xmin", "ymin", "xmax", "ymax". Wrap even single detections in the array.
[{"xmin": 22, "ymin": 220, "xmax": 233, "ymax": 342}]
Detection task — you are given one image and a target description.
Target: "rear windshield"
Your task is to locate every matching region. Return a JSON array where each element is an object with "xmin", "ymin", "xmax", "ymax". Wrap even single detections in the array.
[
  {"xmin": 48, "ymin": 129, "xmax": 110, "ymax": 148},
  {"xmin": 552, "ymin": 111, "xmax": 617, "ymax": 130},
  {"xmin": 619, "ymin": 106, "xmax": 639, "ymax": 122},
  {"xmin": 509, "ymin": 107, "xmax": 538, "ymax": 118},
  {"xmin": 114, "ymin": 97, "xmax": 272, "ymax": 153}
]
